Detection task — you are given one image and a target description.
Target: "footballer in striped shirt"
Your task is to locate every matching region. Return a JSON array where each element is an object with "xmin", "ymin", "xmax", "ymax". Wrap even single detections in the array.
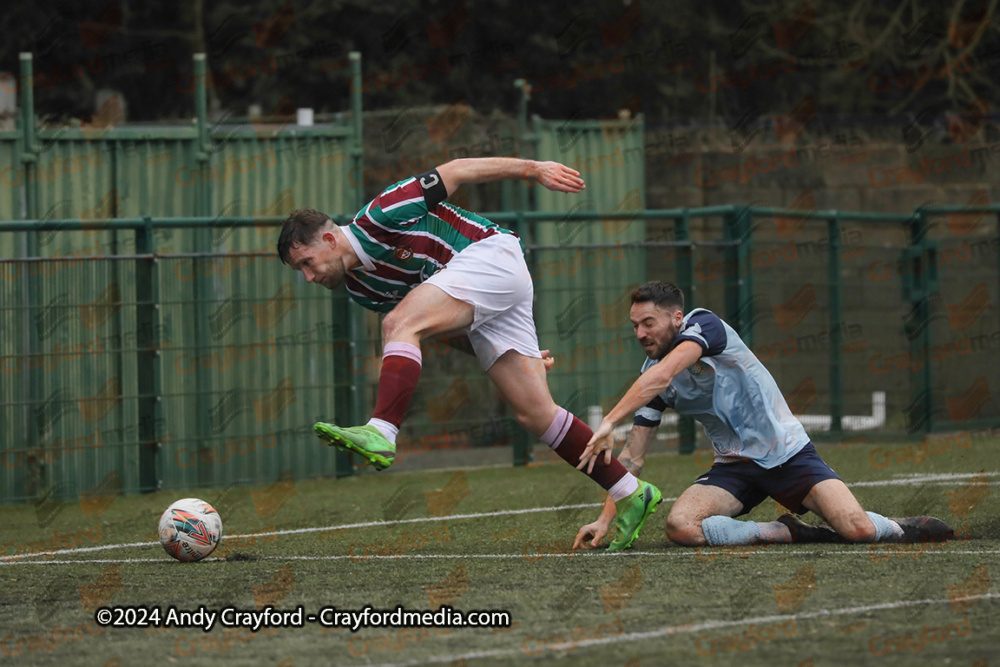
[{"xmin": 277, "ymin": 157, "xmax": 664, "ymax": 551}]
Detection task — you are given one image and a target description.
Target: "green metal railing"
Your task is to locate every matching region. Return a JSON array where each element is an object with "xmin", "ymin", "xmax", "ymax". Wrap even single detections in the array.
[
  {"xmin": 2, "ymin": 50, "xmax": 368, "ymax": 501},
  {"xmin": 3, "ymin": 48, "xmax": 998, "ymax": 504},
  {"xmin": 2, "ymin": 203, "xmax": 996, "ymax": 504}
]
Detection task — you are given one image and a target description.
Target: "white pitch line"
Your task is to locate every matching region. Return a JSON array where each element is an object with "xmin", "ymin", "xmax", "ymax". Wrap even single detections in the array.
[
  {"xmin": 0, "ymin": 502, "xmax": 614, "ymax": 562},
  {"xmin": 3, "ymin": 469, "xmax": 996, "ymax": 562},
  {"xmin": 6, "ymin": 547, "xmax": 1000, "ymax": 567},
  {"xmin": 366, "ymin": 593, "xmax": 1000, "ymax": 667},
  {"xmin": 887, "ymin": 471, "xmax": 1000, "ymax": 479},
  {"xmin": 224, "ymin": 501, "xmax": 624, "ymax": 539},
  {"xmin": 1, "ymin": 557, "xmax": 168, "ymax": 565},
  {"xmin": 0, "ymin": 540, "xmax": 159, "ymax": 561},
  {"xmin": 850, "ymin": 471, "xmax": 999, "ymax": 486}
]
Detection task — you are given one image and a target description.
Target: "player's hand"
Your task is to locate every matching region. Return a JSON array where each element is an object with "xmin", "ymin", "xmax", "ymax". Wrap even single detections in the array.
[
  {"xmin": 539, "ymin": 349, "xmax": 555, "ymax": 372},
  {"xmin": 532, "ymin": 161, "xmax": 585, "ymax": 193},
  {"xmin": 573, "ymin": 518, "xmax": 612, "ymax": 550},
  {"xmin": 577, "ymin": 419, "xmax": 615, "ymax": 474}
]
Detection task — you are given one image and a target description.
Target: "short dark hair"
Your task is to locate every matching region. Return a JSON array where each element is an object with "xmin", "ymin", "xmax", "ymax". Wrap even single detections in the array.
[
  {"xmin": 631, "ymin": 281, "xmax": 684, "ymax": 311},
  {"xmin": 276, "ymin": 208, "xmax": 334, "ymax": 264}
]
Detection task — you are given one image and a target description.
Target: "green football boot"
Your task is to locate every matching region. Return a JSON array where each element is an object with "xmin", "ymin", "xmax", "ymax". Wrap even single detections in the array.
[
  {"xmin": 314, "ymin": 422, "xmax": 395, "ymax": 471},
  {"xmin": 608, "ymin": 479, "xmax": 663, "ymax": 551}
]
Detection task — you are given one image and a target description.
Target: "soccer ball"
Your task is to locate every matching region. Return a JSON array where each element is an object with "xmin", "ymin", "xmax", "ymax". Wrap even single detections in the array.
[{"xmin": 158, "ymin": 498, "xmax": 223, "ymax": 562}]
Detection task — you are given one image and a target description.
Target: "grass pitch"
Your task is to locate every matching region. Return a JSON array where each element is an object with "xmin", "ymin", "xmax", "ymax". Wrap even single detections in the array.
[{"xmin": 1, "ymin": 434, "xmax": 998, "ymax": 666}]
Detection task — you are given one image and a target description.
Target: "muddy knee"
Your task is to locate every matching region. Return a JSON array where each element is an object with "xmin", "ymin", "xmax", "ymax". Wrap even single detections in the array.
[{"xmin": 665, "ymin": 512, "xmax": 705, "ymax": 546}]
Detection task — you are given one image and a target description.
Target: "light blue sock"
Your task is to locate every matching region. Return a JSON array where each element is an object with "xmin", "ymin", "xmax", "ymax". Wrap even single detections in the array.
[
  {"xmin": 866, "ymin": 512, "xmax": 903, "ymax": 542},
  {"xmin": 702, "ymin": 515, "xmax": 761, "ymax": 546}
]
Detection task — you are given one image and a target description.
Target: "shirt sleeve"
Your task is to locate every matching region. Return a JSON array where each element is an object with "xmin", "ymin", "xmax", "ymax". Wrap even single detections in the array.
[
  {"xmin": 634, "ymin": 394, "xmax": 668, "ymax": 427},
  {"xmin": 365, "ymin": 175, "xmax": 440, "ymax": 229},
  {"xmin": 673, "ymin": 310, "xmax": 727, "ymax": 357}
]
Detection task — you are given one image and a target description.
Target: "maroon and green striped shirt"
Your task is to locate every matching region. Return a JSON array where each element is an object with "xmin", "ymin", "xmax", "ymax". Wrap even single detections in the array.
[{"xmin": 343, "ymin": 176, "xmax": 518, "ymax": 313}]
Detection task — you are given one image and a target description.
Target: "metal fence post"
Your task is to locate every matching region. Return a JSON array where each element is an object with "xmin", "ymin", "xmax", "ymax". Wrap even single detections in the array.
[
  {"xmin": 18, "ymin": 54, "xmax": 38, "ymax": 220},
  {"xmin": 18, "ymin": 53, "xmax": 42, "ymax": 495},
  {"xmin": 330, "ymin": 288, "xmax": 356, "ymax": 478},
  {"xmin": 136, "ymin": 217, "xmax": 161, "ymax": 491},
  {"xmin": 349, "ymin": 52, "xmax": 367, "ymax": 439},
  {"xmin": 724, "ymin": 206, "xmax": 754, "ymax": 344},
  {"xmin": 903, "ymin": 208, "xmax": 935, "ymax": 434},
  {"xmin": 512, "ymin": 420, "xmax": 529, "ymax": 467},
  {"xmin": 349, "ymin": 52, "xmax": 364, "ymax": 220},
  {"xmin": 828, "ymin": 214, "xmax": 843, "ymax": 433},
  {"xmin": 193, "ymin": 54, "xmax": 211, "ymax": 215},
  {"xmin": 739, "ymin": 205, "xmax": 755, "ymax": 346},
  {"xmin": 328, "ymin": 52, "xmax": 367, "ymax": 478},
  {"xmin": 676, "ymin": 212, "xmax": 696, "ymax": 454},
  {"xmin": 192, "ymin": 54, "xmax": 213, "ymax": 480}
]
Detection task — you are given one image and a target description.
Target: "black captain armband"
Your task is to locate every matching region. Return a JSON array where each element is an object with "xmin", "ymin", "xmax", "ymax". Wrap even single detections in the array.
[{"xmin": 416, "ymin": 168, "xmax": 448, "ymax": 208}]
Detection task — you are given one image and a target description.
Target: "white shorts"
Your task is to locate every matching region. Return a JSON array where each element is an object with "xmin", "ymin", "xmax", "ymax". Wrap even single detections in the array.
[{"xmin": 424, "ymin": 233, "xmax": 542, "ymax": 370}]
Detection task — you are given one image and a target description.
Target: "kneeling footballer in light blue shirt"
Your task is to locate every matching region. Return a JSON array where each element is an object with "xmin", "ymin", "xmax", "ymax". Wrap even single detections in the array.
[{"xmin": 574, "ymin": 281, "xmax": 954, "ymax": 549}]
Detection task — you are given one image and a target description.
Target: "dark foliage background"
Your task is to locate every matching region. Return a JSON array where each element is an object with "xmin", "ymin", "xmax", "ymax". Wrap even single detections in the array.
[{"xmin": 3, "ymin": 0, "xmax": 997, "ymax": 129}]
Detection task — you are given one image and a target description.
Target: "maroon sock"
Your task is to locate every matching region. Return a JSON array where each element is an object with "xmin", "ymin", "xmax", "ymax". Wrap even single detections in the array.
[
  {"xmin": 371, "ymin": 343, "xmax": 422, "ymax": 427},
  {"xmin": 541, "ymin": 407, "xmax": 629, "ymax": 491}
]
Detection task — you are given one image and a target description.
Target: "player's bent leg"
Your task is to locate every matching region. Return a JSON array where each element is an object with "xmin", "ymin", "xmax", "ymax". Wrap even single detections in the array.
[
  {"xmin": 801, "ymin": 479, "xmax": 880, "ymax": 542},
  {"xmin": 315, "ymin": 285, "xmax": 474, "ymax": 470},
  {"xmin": 381, "ymin": 283, "xmax": 475, "ymax": 346},
  {"xmin": 666, "ymin": 484, "xmax": 744, "ymax": 547},
  {"xmin": 487, "ymin": 351, "xmax": 660, "ymax": 550},
  {"xmin": 670, "ymin": 462, "xmax": 798, "ymax": 547},
  {"xmin": 485, "ymin": 351, "xmax": 559, "ymax": 434},
  {"xmin": 802, "ymin": 479, "xmax": 955, "ymax": 543},
  {"xmin": 779, "ymin": 445, "xmax": 955, "ymax": 544},
  {"xmin": 371, "ymin": 285, "xmax": 473, "ymax": 432},
  {"xmin": 487, "ymin": 351, "xmax": 632, "ymax": 492}
]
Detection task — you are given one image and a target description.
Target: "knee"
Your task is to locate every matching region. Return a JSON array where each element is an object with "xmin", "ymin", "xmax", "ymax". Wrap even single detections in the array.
[
  {"xmin": 381, "ymin": 310, "xmax": 404, "ymax": 340},
  {"xmin": 665, "ymin": 512, "xmax": 706, "ymax": 547},
  {"xmin": 839, "ymin": 514, "xmax": 877, "ymax": 543},
  {"xmin": 517, "ymin": 404, "xmax": 558, "ymax": 436}
]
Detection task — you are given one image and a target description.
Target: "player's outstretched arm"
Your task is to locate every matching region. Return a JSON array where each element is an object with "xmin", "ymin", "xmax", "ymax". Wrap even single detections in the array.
[
  {"xmin": 578, "ymin": 341, "xmax": 702, "ymax": 473},
  {"xmin": 435, "ymin": 158, "xmax": 585, "ymax": 196},
  {"xmin": 617, "ymin": 424, "xmax": 657, "ymax": 478},
  {"xmin": 573, "ymin": 425, "xmax": 657, "ymax": 549}
]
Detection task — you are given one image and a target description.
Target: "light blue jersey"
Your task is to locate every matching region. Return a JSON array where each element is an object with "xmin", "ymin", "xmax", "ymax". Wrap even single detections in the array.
[{"xmin": 634, "ymin": 308, "xmax": 809, "ymax": 468}]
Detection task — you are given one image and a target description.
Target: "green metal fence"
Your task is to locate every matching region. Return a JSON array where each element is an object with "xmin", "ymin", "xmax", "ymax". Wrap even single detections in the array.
[
  {"xmin": 2, "ymin": 204, "xmax": 997, "ymax": 504},
  {"xmin": 2, "ymin": 51, "xmax": 998, "ymax": 505},
  {"xmin": 1, "ymin": 51, "xmax": 369, "ymax": 503}
]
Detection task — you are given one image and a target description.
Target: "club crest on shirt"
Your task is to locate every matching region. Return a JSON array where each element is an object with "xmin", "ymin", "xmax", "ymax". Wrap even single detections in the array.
[
  {"xmin": 394, "ymin": 247, "xmax": 414, "ymax": 261},
  {"xmin": 688, "ymin": 361, "xmax": 703, "ymax": 375}
]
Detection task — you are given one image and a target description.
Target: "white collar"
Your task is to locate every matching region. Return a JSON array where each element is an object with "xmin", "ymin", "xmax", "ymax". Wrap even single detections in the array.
[{"xmin": 341, "ymin": 225, "xmax": 376, "ymax": 271}]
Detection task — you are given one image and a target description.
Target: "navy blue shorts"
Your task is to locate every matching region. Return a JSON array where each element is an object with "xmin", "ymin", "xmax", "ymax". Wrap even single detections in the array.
[{"xmin": 693, "ymin": 443, "xmax": 841, "ymax": 516}]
